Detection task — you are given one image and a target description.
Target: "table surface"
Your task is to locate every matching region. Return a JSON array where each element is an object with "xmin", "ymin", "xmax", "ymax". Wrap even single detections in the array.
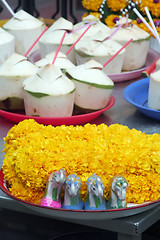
[{"xmin": 0, "ymin": 73, "xmax": 160, "ymax": 237}]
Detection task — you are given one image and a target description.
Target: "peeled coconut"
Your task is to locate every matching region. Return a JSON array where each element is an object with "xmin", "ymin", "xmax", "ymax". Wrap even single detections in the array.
[
  {"xmin": 0, "ymin": 27, "xmax": 15, "ymax": 64},
  {"xmin": 22, "ymin": 64, "xmax": 75, "ymax": 117},
  {"xmin": 73, "ymin": 15, "xmax": 111, "ymax": 39},
  {"xmin": 156, "ymin": 59, "xmax": 160, "ymax": 71},
  {"xmin": 75, "ymin": 32, "xmax": 125, "ymax": 74},
  {"xmin": 35, "ymin": 51, "xmax": 75, "ymax": 72},
  {"xmin": 39, "ymin": 17, "xmax": 79, "ymax": 64},
  {"xmin": 0, "ymin": 53, "xmax": 38, "ymax": 110},
  {"xmin": 148, "ymin": 70, "xmax": 160, "ymax": 110},
  {"xmin": 79, "ymin": 59, "xmax": 103, "ymax": 69},
  {"xmin": 111, "ymin": 17, "xmax": 150, "ymax": 71},
  {"xmin": 66, "ymin": 60, "xmax": 114, "ymax": 111},
  {"xmin": 3, "ymin": 10, "xmax": 45, "ymax": 55}
]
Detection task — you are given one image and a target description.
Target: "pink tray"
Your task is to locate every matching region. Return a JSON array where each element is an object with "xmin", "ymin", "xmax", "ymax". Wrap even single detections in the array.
[{"xmin": 0, "ymin": 96, "xmax": 115, "ymax": 125}]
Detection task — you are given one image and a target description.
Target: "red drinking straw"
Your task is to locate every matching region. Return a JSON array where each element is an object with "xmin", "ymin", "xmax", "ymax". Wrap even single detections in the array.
[
  {"xmin": 24, "ymin": 26, "xmax": 48, "ymax": 57},
  {"xmin": 102, "ymin": 38, "xmax": 133, "ymax": 69},
  {"xmin": 52, "ymin": 31, "xmax": 67, "ymax": 65},
  {"xmin": 65, "ymin": 24, "xmax": 92, "ymax": 56}
]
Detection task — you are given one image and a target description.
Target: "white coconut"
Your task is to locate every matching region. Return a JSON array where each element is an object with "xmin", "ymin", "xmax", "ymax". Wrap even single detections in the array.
[
  {"xmin": 35, "ymin": 51, "xmax": 75, "ymax": 71},
  {"xmin": 39, "ymin": 17, "xmax": 79, "ymax": 64},
  {"xmin": 0, "ymin": 27, "xmax": 15, "ymax": 64},
  {"xmin": 111, "ymin": 20, "xmax": 150, "ymax": 71},
  {"xmin": 3, "ymin": 10, "xmax": 45, "ymax": 55},
  {"xmin": 148, "ymin": 70, "xmax": 160, "ymax": 110},
  {"xmin": 66, "ymin": 62, "xmax": 114, "ymax": 111},
  {"xmin": 115, "ymin": 17, "xmax": 132, "ymax": 26},
  {"xmin": 79, "ymin": 59, "xmax": 103, "ymax": 69},
  {"xmin": 73, "ymin": 15, "xmax": 111, "ymax": 39},
  {"xmin": 75, "ymin": 33, "xmax": 125, "ymax": 74},
  {"xmin": 22, "ymin": 64, "xmax": 75, "ymax": 117},
  {"xmin": 156, "ymin": 59, "xmax": 160, "ymax": 71},
  {"xmin": 0, "ymin": 53, "xmax": 38, "ymax": 110}
]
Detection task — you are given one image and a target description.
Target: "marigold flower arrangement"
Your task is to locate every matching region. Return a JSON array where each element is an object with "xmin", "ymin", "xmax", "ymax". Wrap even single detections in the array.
[
  {"xmin": 82, "ymin": 0, "xmax": 160, "ymax": 37},
  {"xmin": 2, "ymin": 119, "xmax": 160, "ymax": 205}
]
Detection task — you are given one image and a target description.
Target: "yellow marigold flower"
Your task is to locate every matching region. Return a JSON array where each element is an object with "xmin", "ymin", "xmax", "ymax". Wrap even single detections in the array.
[
  {"xmin": 82, "ymin": 0, "xmax": 102, "ymax": 11},
  {"xmin": 2, "ymin": 120, "xmax": 160, "ymax": 205},
  {"xmin": 82, "ymin": 12, "xmax": 101, "ymax": 20},
  {"xmin": 107, "ymin": 0, "xmax": 128, "ymax": 12},
  {"xmin": 104, "ymin": 14, "xmax": 120, "ymax": 28},
  {"xmin": 140, "ymin": 0, "xmax": 160, "ymax": 18},
  {"xmin": 82, "ymin": 12, "xmax": 88, "ymax": 19},
  {"xmin": 132, "ymin": 19, "xmax": 160, "ymax": 37}
]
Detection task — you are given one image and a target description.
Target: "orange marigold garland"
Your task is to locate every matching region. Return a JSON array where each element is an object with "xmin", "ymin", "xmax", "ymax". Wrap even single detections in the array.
[
  {"xmin": 2, "ymin": 119, "xmax": 160, "ymax": 205},
  {"xmin": 82, "ymin": 0, "xmax": 102, "ymax": 12},
  {"xmin": 104, "ymin": 15, "xmax": 120, "ymax": 28},
  {"xmin": 140, "ymin": 0, "xmax": 160, "ymax": 18},
  {"xmin": 81, "ymin": 0, "xmax": 160, "ymax": 37},
  {"xmin": 82, "ymin": 12, "xmax": 101, "ymax": 20},
  {"xmin": 107, "ymin": 0, "xmax": 128, "ymax": 12}
]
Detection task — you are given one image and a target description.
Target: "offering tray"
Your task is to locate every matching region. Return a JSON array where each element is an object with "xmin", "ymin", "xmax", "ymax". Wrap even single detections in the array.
[
  {"xmin": 0, "ymin": 169, "xmax": 159, "ymax": 221},
  {"xmin": 29, "ymin": 48, "xmax": 160, "ymax": 83},
  {"xmin": 0, "ymin": 96, "xmax": 114, "ymax": 125}
]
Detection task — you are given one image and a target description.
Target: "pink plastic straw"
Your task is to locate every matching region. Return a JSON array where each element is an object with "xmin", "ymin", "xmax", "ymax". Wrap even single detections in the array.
[
  {"xmin": 24, "ymin": 27, "xmax": 48, "ymax": 57},
  {"xmin": 102, "ymin": 38, "xmax": 133, "ymax": 69},
  {"xmin": 107, "ymin": 24, "xmax": 122, "ymax": 40},
  {"xmin": 71, "ymin": 21, "xmax": 96, "ymax": 34},
  {"xmin": 66, "ymin": 25, "xmax": 92, "ymax": 56},
  {"xmin": 125, "ymin": 14, "xmax": 129, "ymax": 27},
  {"xmin": 52, "ymin": 31, "xmax": 67, "ymax": 65}
]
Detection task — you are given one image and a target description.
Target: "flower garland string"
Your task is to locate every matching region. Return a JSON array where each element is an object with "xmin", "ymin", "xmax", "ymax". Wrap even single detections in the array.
[{"xmin": 82, "ymin": 0, "xmax": 160, "ymax": 36}]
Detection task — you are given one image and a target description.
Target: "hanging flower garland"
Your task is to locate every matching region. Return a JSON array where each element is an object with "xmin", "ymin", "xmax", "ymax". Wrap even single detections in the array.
[{"xmin": 81, "ymin": 0, "xmax": 160, "ymax": 37}]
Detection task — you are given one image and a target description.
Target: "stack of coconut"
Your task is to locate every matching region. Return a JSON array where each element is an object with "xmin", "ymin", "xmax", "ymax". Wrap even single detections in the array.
[{"xmin": 0, "ymin": 11, "xmax": 151, "ymax": 117}]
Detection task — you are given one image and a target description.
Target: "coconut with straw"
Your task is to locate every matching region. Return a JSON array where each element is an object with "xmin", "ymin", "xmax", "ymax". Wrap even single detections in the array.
[
  {"xmin": 39, "ymin": 17, "xmax": 79, "ymax": 65},
  {"xmin": 0, "ymin": 26, "xmax": 49, "ymax": 111},
  {"xmin": 35, "ymin": 24, "xmax": 92, "ymax": 72},
  {"xmin": 22, "ymin": 31, "xmax": 76, "ymax": 118},
  {"xmin": 38, "ymin": 17, "xmax": 96, "ymax": 65},
  {"xmin": 111, "ymin": 16, "xmax": 150, "ymax": 71},
  {"xmin": 66, "ymin": 39, "xmax": 132, "ymax": 113},
  {"xmin": 75, "ymin": 28, "xmax": 125, "ymax": 75},
  {"xmin": 73, "ymin": 15, "xmax": 111, "ymax": 39},
  {"xmin": 65, "ymin": 60, "xmax": 114, "ymax": 113}
]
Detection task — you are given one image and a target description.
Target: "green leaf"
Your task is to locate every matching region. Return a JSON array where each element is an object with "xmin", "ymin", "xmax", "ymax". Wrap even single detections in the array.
[
  {"xmin": 133, "ymin": 36, "xmax": 150, "ymax": 43},
  {"xmin": 25, "ymin": 90, "xmax": 50, "ymax": 98},
  {"xmin": 72, "ymin": 78, "xmax": 113, "ymax": 89}
]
